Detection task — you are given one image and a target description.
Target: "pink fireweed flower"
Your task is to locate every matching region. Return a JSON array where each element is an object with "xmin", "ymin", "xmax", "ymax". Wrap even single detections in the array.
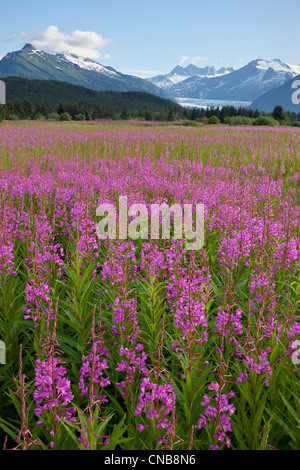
[
  {"xmin": 34, "ymin": 356, "xmax": 76, "ymax": 423},
  {"xmin": 135, "ymin": 378, "xmax": 177, "ymax": 441},
  {"xmin": 79, "ymin": 347, "xmax": 110, "ymax": 398},
  {"xmin": 198, "ymin": 383, "xmax": 235, "ymax": 449},
  {"xmin": 0, "ymin": 236, "xmax": 17, "ymax": 277}
]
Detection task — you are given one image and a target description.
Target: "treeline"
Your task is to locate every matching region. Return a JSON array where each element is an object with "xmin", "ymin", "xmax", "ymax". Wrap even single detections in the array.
[
  {"xmin": 1, "ymin": 75, "xmax": 300, "ymax": 126},
  {"xmin": 182, "ymin": 105, "xmax": 300, "ymax": 126},
  {"xmin": 0, "ymin": 98, "xmax": 183, "ymax": 122},
  {"xmin": 1, "ymin": 76, "xmax": 183, "ymax": 114},
  {"xmin": 2, "ymin": 76, "xmax": 299, "ymax": 126},
  {"xmin": 1, "ymin": 99, "xmax": 300, "ymax": 127}
]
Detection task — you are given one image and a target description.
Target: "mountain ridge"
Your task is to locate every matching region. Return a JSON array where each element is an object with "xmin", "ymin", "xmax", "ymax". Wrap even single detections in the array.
[
  {"xmin": 2, "ymin": 45, "xmax": 300, "ymax": 111},
  {"xmin": 0, "ymin": 44, "xmax": 172, "ymax": 100},
  {"xmin": 148, "ymin": 63, "xmax": 234, "ymax": 88},
  {"xmin": 148, "ymin": 58, "xmax": 300, "ymax": 103}
]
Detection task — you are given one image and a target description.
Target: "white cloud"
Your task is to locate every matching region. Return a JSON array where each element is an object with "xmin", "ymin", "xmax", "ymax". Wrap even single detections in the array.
[
  {"xmin": 103, "ymin": 53, "xmax": 111, "ymax": 59},
  {"xmin": 239, "ymin": 58, "xmax": 245, "ymax": 63},
  {"xmin": 14, "ymin": 32, "xmax": 28, "ymax": 40},
  {"xmin": 191, "ymin": 56, "xmax": 208, "ymax": 64},
  {"xmin": 178, "ymin": 56, "xmax": 189, "ymax": 66},
  {"xmin": 3, "ymin": 31, "xmax": 29, "ymax": 42},
  {"xmin": 28, "ymin": 26, "xmax": 110, "ymax": 59}
]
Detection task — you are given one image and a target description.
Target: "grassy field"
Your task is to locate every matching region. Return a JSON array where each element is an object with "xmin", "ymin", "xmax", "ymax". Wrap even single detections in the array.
[{"xmin": 1, "ymin": 120, "xmax": 300, "ymax": 450}]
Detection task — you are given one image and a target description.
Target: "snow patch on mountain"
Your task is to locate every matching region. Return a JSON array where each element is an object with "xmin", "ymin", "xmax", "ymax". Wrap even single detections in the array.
[
  {"xmin": 58, "ymin": 53, "xmax": 117, "ymax": 76},
  {"xmin": 148, "ymin": 64, "xmax": 234, "ymax": 90},
  {"xmin": 167, "ymin": 70, "xmax": 232, "ymax": 85},
  {"xmin": 150, "ymin": 57, "xmax": 300, "ymax": 102},
  {"xmin": 256, "ymin": 59, "xmax": 300, "ymax": 75}
]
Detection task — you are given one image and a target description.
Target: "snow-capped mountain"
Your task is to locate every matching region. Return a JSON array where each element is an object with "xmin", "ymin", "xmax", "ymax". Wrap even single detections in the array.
[
  {"xmin": 148, "ymin": 64, "xmax": 234, "ymax": 89},
  {"xmin": 148, "ymin": 58, "xmax": 300, "ymax": 102},
  {"xmin": 0, "ymin": 44, "xmax": 171, "ymax": 99},
  {"xmin": 1, "ymin": 46, "xmax": 299, "ymax": 107}
]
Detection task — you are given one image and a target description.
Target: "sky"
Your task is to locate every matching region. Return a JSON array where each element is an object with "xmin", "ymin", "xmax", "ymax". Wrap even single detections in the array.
[{"xmin": 0, "ymin": 0, "xmax": 300, "ymax": 78}]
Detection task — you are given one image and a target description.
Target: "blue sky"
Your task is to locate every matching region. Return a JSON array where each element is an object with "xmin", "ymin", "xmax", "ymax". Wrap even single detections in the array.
[{"xmin": 1, "ymin": 0, "xmax": 299, "ymax": 77}]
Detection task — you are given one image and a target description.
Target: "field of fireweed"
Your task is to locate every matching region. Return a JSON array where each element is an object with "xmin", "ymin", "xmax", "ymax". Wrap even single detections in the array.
[{"xmin": 1, "ymin": 120, "xmax": 300, "ymax": 451}]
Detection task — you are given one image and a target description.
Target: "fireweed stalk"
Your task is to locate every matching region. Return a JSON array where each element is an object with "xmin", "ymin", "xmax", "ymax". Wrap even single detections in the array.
[
  {"xmin": 78, "ymin": 304, "xmax": 110, "ymax": 449},
  {"xmin": 197, "ymin": 263, "xmax": 239, "ymax": 450},
  {"xmin": 165, "ymin": 247, "xmax": 212, "ymax": 438},
  {"xmin": 11, "ymin": 345, "xmax": 42, "ymax": 450},
  {"xmin": 197, "ymin": 308, "xmax": 236, "ymax": 450},
  {"xmin": 101, "ymin": 241, "xmax": 150, "ymax": 429},
  {"xmin": 23, "ymin": 213, "xmax": 65, "ymax": 330},
  {"xmin": 33, "ymin": 303, "xmax": 76, "ymax": 448},
  {"xmin": 0, "ymin": 217, "xmax": 17, "ymax": 279},
  {"xmin": 135, "ymin": 315, "xmax": 178, "ymax": 449}
]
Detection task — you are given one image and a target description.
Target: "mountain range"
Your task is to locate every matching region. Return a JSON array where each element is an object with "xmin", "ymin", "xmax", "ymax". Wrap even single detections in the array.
[
  {"xmin": 148, "ymin": 59, "xmax": 300, "ymax": 104},
  {"xmin": 148, "ymin": 64, "xmax": 234, "ymax": 89},
  {"xmin": 0, "ymin": 44, "xmax": 300, "ymax": 112},
  {"xmin": 0, "ymin": 44, "xmax": 171, "ymax": 100}
]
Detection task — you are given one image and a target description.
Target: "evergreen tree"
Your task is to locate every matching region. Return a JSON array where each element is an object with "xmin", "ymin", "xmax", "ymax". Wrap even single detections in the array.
[
  {"xmin": 13, "ymin": 99, "xmax": 26, "ymax": 119},
  {"xmin": 181, "ymin": 108, "xmax": 189, "ymax": 119},
  {"xmin": 120, "ymin": 106, "xmax": 130, "ymax": 120},
  {"xmin": 35, "ymin": 100, "xmax": 48, "ymax": 117},
  {"xmin": 272, "ymin": 105, "xmax": 284, "ymax": 122},
  {"xmin": 140, "ymin": 105, "xmax": 149, "ymax": 121},
  {"xmin": 154, "ymin": 111, "xmax": 164, "ymax": 121},
  {"xmin": 104, "ymin": 107, "xmax": 117, "ymax": 120},
  {"xmin": 145, "ymin": 109, "xmax": 154, "ymax": 121},
  {"xmin": 22, "ymin": 100, "xmax": 32, "ymax": 119},
  {"xmin": 190, "ymin": 108, "xmax": 197, "ymax": 121},
  {"xmin": 206, "ymin": 107, "xmax": 215, "ymax": 118},
  {"xmin": 92, "ymin": 104, "xmax": 103, "ymax": 120},
  {"xmin": 219, "ymin": 107, "xmax": 227, "ymax": 123},
  {"xmin": 167, "ymin": 107, "xmax": 175, "ymax": 122},
  {"xmin": 110, "ymin": 109, "xmax": 117, "ymax": 120},
  {"xmin": 57, "ymin": 101, "xmax": 65, "ymax": 115},
  {"xmin": 5, "ymin": 102, "xmax": 14, "ymax": 118},
  {"xmin": 65, "ymin": 102, "xmax": 79, "ymax": 119},
  {"xmin": 0, "ymin": 104, "xmax": 5, "ymax": 122}
]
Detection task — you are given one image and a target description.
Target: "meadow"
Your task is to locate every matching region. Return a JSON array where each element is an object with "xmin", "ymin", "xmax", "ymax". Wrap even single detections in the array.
[{"xmin": 1, "ymin": 120, "xmax": 300, "ymax": 450}]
